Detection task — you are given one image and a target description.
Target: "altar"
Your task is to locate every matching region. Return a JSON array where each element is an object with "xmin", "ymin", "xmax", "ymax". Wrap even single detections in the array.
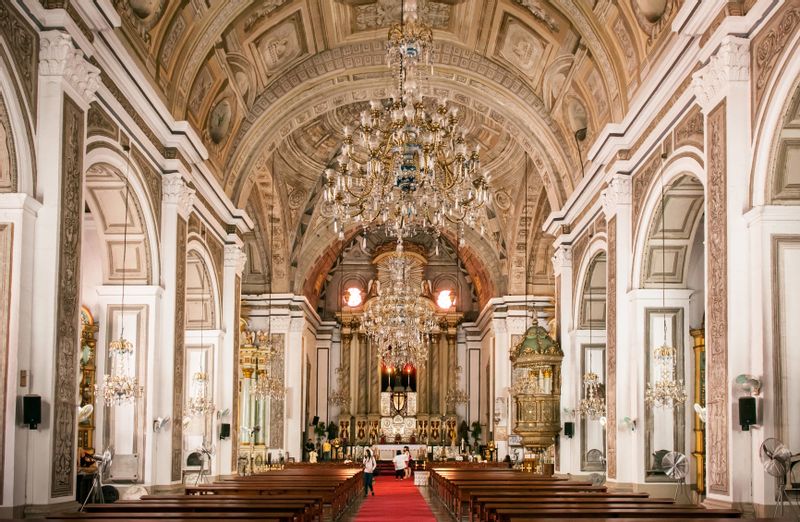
[{"xmin": 373, "ymin": 444, "xmax": 427, "ymax": 461}]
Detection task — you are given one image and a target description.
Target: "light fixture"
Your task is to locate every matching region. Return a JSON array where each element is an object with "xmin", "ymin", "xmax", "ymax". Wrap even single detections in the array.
[
  {"xmin": 322, "ymin": 0, "xmax": 490, "ymax": 244},
  {"xmin": 185, "ymin": 246, "xmax": 216, "ymax": 418},
  {"xmin": 251, "ymin": 172, "xmax": 285, "ymax": 401},
  {"xmin": 328, "ymin": 366, "xmax": 350, "ymax": 408},
  {"xmin": 577, "ymin": 276, "xmax": 606, "ymax": 420},
  {"xmin": 185, "ymin": 371, "xmax": 215, "ymax": 418},
  {"xmin": 445, "ymin": 365, "xmax": 469, "ymax": 407},
  {"xmin": 645, "ymin": 172, "xmax": 687, "ymax": 409},
  {"xmin": 96, "ymin": 146, "xmax": 143, "ymax": 407},
  {"xmin": 363, "ymin": 241, "xmax": 436, "ymax": 369},
  {"xmin": 345, "ymin": 287, "xmax": 363, "ymax": 308},
  {"xmin": 436, "ymin": 289, "xmax": 455, "ymax": 310}
]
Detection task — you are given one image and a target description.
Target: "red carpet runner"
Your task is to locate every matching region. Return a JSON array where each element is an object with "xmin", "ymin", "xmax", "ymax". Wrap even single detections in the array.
[{"xmin": 355, "ymin": 475, "xmax": 436, "ymax": 521}]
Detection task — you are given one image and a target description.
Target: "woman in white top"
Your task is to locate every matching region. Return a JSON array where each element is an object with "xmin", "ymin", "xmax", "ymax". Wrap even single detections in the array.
[
  {"xmin": 363, "ymin": 449, "xmax": 377, "ymax": 496},
  {"xmin": 392, "ymin": 450, "xmax": 406, "ymax": 479}
]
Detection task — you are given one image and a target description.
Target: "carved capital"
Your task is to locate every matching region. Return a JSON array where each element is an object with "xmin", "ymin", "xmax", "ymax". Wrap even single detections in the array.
[
  {"xmin": 691, "ymin": 36, "xmax": 750, "ymax": 110},
  {"xmin": 162, "ymin": 173, "xmax": 195, "ymax": 219},
  {"xmin": 39, "ymin": 31, "xmax": 100, "ymax": 102},
  {"xmin": 551, "ymin": 245, "xmax": 572, "ymax": 276},
  {"xmin": 224, "ymin": 244, "xmax": 247, "ymax": 275},
  {"xmin": 601, "ymin": 176, "xmax": 632, "ymax": 218}
]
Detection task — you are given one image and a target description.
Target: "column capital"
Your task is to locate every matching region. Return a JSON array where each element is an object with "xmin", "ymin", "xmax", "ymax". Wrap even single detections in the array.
[
  {"xmin": 39, "ymin": 31, "xmax": 100, "ymax": 104},
  {"xmin": 162, "ymin": 173, "xmax": 195, "ymax": 219},
  {"xmin": 224, "ymin": 244, "xmax": 247, "ymax": 275},
  {"xmin": 601, "ymin": 175, "xmax": 632, "ymax": 218},
  {"xmin": 691, "ymin": 35, "xmax": 750, "ymax": 111},
  {"xmin": 551, "ymin": 244, "xmax": 572, "ymax": 277}
]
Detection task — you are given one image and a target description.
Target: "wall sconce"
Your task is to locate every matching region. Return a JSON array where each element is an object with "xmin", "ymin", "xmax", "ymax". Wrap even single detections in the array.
[
  {"xmin": 437, "ymin": 289, "xmax": 456, "ymax": 310},
  {"xmin": 735, "ymin": 374, "xmax": 762, "ymax": 396},
  {"xmin": 345, "ymin": 287, "xmax": 363, "ymax": 307},
  {"xmin": 620, "ymin": 417, "xmax": 637, "ymax": 432}
]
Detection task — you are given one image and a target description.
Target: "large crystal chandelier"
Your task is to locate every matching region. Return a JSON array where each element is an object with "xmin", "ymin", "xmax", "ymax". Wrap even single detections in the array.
[
  {"xmin": 96, "ymin": 147, "xmax": 143, "ymax": 407},
  {"xmin": 578, "ymin": 291, "xmax": 606, "ymax": 420},
  {"xmin": 645, "ymin": 344, "xmax": 687, "ymax": 408},
  {"xmin": 644, "ymin": 173, "xmax": 686, "ymax": 409},
  {"xmin": 445, "ymin": 365, "xmax": 469, "ymax": 407},
  {"xmin": 363, "ymin": 242, "xmax": 436, "ymax": 368},
  {"xmin": 185, "ymin": 371, "xmax": 215, "ymax": 417},
  {"xmin": 577, "ymin": 371, "xmax": 606, "ymax": 420},
  {"xmin": 328, "ymin": 367, "xmax": 350, "ymax": 408},
  {"xmin": 322, "ymin": 0, "xmax": 490, "ymax": 243},
  {"xmin": 250, "ymin": 192, "xmax": 286, "ymax": 401}
]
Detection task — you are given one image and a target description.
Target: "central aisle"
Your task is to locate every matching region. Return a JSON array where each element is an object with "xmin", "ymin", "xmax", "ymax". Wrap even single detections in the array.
[{"xmin": 355, "ymin": 475, "xmax": 437, "ymax": 521}]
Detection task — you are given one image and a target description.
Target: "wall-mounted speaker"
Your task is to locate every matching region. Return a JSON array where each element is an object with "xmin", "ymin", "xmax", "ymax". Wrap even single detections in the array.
[
  {"xmin": 564, "ymin": 422, "xmax": 575, "ymax": 438},
  {"xmin": 219, "ymin": 423, "xmax": 231, "ymax": 440},
  {"xmin": 311, "ymin": 415, "xmax": 319, "ymax": 426},
  {"xmin": 23, "ymin": 395, "xmax": 41, "ymax": 429},
  {"xmin": 739, "ymin": 396, "xmax": 757, "ymax": 431}
]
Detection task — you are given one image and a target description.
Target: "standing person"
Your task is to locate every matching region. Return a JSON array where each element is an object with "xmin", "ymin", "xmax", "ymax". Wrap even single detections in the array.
[
  {"xmin": 322, "ymin": 438, "xmax": 332, "ymax": 461},
  {"xmin": 403, "ymin": 446, "xmax": 413, "ymax": 479},
  {"xmin": 363, "ymin": 448, "xmax": 377, "ymax": 497},
  {"xmin": 392, "ymin": 450, "xmax": 406, "ymax": 479}
]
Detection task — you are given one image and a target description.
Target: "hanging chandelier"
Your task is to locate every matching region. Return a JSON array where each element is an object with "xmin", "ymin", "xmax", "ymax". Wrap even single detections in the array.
[
  {"xmin": 645, "ymin": 174, "xmax": 687, "ymax": 409},
  {"xmin": 363, "ymin": 242, "xmax": 436, "ymax": 368},
  {"xmin": 328, "ymin": 367, "xmax": 350, "ymax": 408},
  {"xmin": 645, "ymin": 344, "xmax": 687, "ymax": 408},
  {"xmin": 185, "ymin": 371, "xmax": 216, "ymax": 417},
  {"xmin": 444, "ymin": 365, "xmax": 469, "ymax": 407},
  {"xmin": 578, "ymin": 286, "xmax": 606, "ymax": 420},
  {"xmin": 250, "ymin": 185, "xmax": 286, "ymax": 401},
  {"xmin": 96, "ymin": 147, "xmax": 143, "ymax": 407},
  {"xmin": 322, "ymin": 0, "xmax": 490, "ymax": 243},
  {"xmin": 577, "ymin": 371, "xmax": 606, "ymax": 420}
]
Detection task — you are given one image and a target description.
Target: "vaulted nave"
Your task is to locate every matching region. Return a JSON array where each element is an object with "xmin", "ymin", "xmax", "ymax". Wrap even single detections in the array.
[{"xmin": 0, "ymin": 0, "xmax": 799, "ymax": 520}]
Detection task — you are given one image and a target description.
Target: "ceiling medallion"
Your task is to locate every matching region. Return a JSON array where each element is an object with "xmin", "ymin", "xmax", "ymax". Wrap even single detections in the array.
[{"xmin": 323, "ymin": 0, "xmax": 491, "ymax": 244}]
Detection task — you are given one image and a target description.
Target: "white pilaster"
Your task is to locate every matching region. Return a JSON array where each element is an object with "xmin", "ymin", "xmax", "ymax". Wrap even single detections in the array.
[
  {"xmin": 601, "ymin": 175, "xmax": 634, "ymax": 483},
  {"xmin": 551, "ymin": 245, "xmax": 576, "ymax": 472},
  {"xmin": 29, "ymin": 31, "xmax": 98, "ymax": 504},
  {"xmin": 216, "ymin": 242, "xmax": 246, "ymax": 475},
  {"xmin": 154, "ymin": 174, "xmax": 194, "ymax": 485},
  {"xmin": 692, "ymin": 35, "xmax": 752, "ymax": 506}
]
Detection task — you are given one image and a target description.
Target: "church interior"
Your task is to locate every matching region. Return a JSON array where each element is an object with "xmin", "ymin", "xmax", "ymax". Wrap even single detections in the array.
[{"xmin": 1, "ymin": 0, "xmax": 800, "ymax": 519}]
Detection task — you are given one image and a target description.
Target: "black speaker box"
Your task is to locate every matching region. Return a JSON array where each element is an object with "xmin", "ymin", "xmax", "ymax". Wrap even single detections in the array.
[
  {"xmin": 23, "ymin": 395, "xmax": 41, "ymax": 429},
  {"xmin": 563, "ymin": 422, "xmax": 575, "ymax": 438},
  {"xmin": 739, "ymin": 396, "xmax": 757, "ymax": 431},
  {"xmin": 311, "ymin": 415, "xmax": 319, "ymax": 426},
  {"xmin": 219, "ymin": 423, "xmax": 231, "ymax": 439}
]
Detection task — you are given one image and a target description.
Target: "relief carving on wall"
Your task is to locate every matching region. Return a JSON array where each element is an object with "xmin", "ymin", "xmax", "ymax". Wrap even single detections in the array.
[
  {"xmin": 0, "ymin": 93, "xmax": 18, "ymax": 192},
  {"xmin": 51, "ymin": 95, "xmax": 85, "ymax": 497},
  {"xmin": 171, "ymin": 217, "xmax": 188, "ymax": 482},
  {"xmin": 674, "ymin": 105, "xmax": 704, "ymax": 151},
  {"xmin": 0, "ymin": 224, "xmax": 12, "ymax": 502},
  {"xmin": 752, "ymin": 3, "xmax": 800, "ymax": 119},
  {"xmin": 0, "ymin": 1, "xmax": 39, "ymax": 117},
  {"xmin": 269, "ymin": 333, "xmax": 286, "ymax": 448},
  {"xmin": 631, "ymin": 151, "xmax": 664, "ymax": 238},
  {"xmin": 706, "ymin": 100, "xmax": 729, "ymax": 495},
  {"xmin": 87, "ymin": 102, "xmax": 118, "ymax": 140},
  {"xmin": 606, "ymin": 217, "xmax": 617, "ymax": 480}
]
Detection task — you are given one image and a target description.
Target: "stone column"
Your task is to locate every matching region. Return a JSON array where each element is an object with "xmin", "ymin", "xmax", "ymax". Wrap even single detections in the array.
[
  {"xmin": 445, "ymin": 329, "xmax": 458, "ymax": 415},
  {"xmin": 28, "ymin": 31, "xmax": 98, "ymax": 503},
  {"xmin": 551, "ymin": 244, "xmax": 575, "ymax": 473},
  {"xmin": 368, "ymin": 336, "xmax": 380, "ymax": 415},
  {"xmin": 691, "ymin": 35, "xmax": 750, "ymax": 506},
  {"xmin": 159, "ymin": 173, "xmax": 194, "ymax": 484},
  {"xmin": 417, "ymin": 338, "xmax": 428, "ymax": 414},
  {"xmin": 600, "ymin": 175, "xmax": 632, "ymax": 482},
  {"xmin": 357, "ymin": 332, "xmax": 368, "ymax": 414},
  {"xmin": 430, "ymin": 332, "xmax": 441, "ymax": 415},
  {"xmin": 340, "ymin": 331, "xmax": 352, "ymax": 416},
  {"xmin": 220, "ymin": 244, "xmax": 245, "ymax": 474}
]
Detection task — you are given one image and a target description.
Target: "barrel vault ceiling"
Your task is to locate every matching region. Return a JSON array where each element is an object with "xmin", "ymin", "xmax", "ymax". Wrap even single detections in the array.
[{"xmin": 111, "ymin": 0, "xmax": 685, "ymax": 303}]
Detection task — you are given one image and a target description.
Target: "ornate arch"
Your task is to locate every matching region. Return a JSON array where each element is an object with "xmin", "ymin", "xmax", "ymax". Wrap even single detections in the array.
[{"xmin": 186, "ymin": 238, "xmax": 223, "ymax": 330}]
